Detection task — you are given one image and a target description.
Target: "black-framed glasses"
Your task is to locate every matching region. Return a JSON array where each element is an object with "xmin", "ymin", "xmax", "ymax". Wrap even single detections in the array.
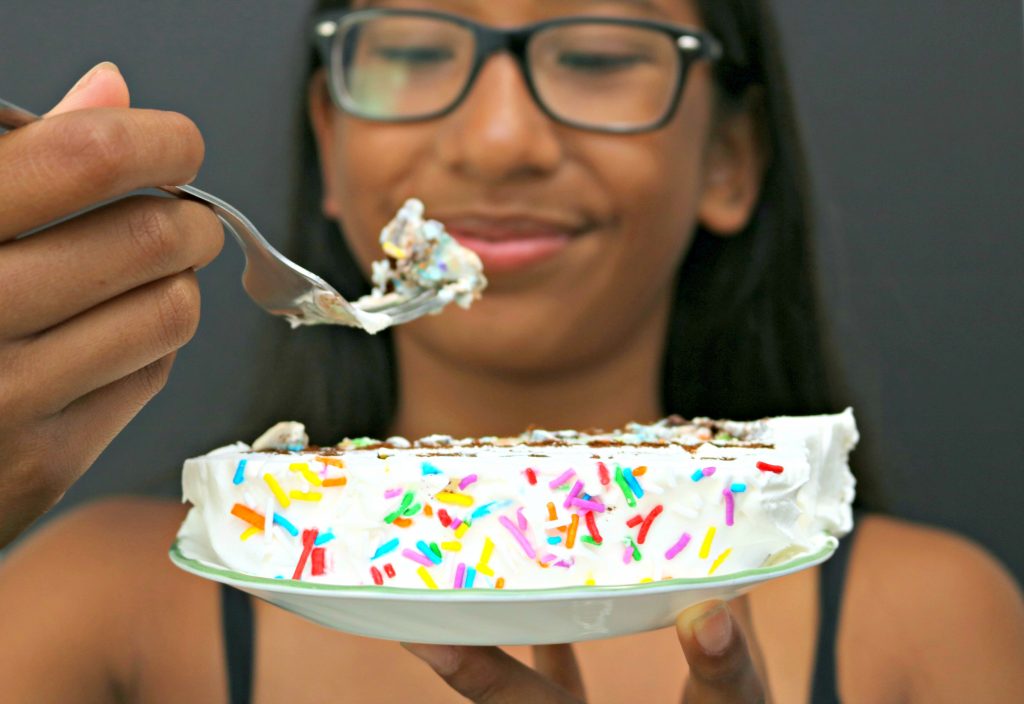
[{"xmin": 312, "ymin": 8, "xmax": 722, "ymax": 134}]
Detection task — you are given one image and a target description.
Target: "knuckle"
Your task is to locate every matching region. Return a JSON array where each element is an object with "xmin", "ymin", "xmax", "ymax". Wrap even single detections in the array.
[
  {"xmin": 56, "ymin": 114, "xmax": 134, "ymax": 192},
  {"xmin": 123, "ymin": 200, "xmax": 182, "ymax": 276},
  {"xmin": 153, "ymin": 274, "xmax": 200, "ymax": 350},
  {"xmin": 131, "ymin": 354, "xmax": 174, "ymax": 401}
]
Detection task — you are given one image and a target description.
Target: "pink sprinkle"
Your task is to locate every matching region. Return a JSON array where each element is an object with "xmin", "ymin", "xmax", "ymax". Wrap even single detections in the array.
[
  {"xmin": 569, "ymin": 497, "xmax": 606, "ymax": 513},
  {"xmin": 402, "ymin": 548, "xmax": 435, "ymax": 567},
  {"xmin": 454, "ymin": 562, "xmax": 466, "ymax": 589},
  {"xmin": 702, "ymin": 466, "xmax": 716, "ymax": 477},
  {"xmin": 665, "ymin": 532, "xmax": 692, "ymax": 560},
  {"xmin": 459, "ymin": 474, "xmax": 478, "ymax": 490},
  {"xmin": 384, "ymin": 487, "xmax": 403, "ymax": 499},
  {"xmin": 563, "ymin": 480, "xmax": 584, "ymax": 508},
  {"xmin": 623, "ymin": 545, "xmax": 634, "ymax": 564},
  {"xmin": 541, "ymin": 553, "xmax": 558, "ymax": 565},
  {"xmin": 554, "ymin": 559, "xmax": 575, "ymax": 568},
  {"xmin": 451, "ymin": 518, "xmax": 462, "ymax": 530},
  {"xmin": 723, "ymin": 489, "xmax": 735, "ymax": 526},
  {"xmin": 516, "ymin": 507, "xmax": 528, "ymax": 531},
  {"xmin": 499, "ymin": 515, "xmax": 536, "ymax": 559},
  {"xmin": 548, "ymin": 468, "xmax": 576, "ymax": 489}
]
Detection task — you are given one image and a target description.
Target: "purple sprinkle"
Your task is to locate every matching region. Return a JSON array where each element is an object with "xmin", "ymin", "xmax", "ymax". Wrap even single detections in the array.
[
  {"xmin": 459, "ymin": 474, "xmax": 478, "ymax": 490},
  {"xmin": 554, "ymin": 558, "xmax": 575, "ymax": 568},
  {"xmin": 499, "ymin": 515, "xmax": 536, "ymax": 559},
  {"xmin": 665, "ymin": 532, "xmax": 693, "ymax": 560},
  {"xmin": 569, "ymin": 497, "xmax": 606, "ymax": 513},
  {"xmin": 402, "ymin": 548, "xmax": 435, "ymax": 567},
  {"xmin": 540, "ymin": 553, "xmax": 558, "ymax": 565},
  {"xmin": 454, "ymin": 562, "xmax": 466, "ymax": 589},
  {"xmin": 384, "ymin": 487, "xmax": 403, "ymax": 499},
  {"xmin": 723, "ymin": 488, "xmax": 735, "ymax": 526},
  {"xmin": 516, "ymin": 507, "xmax": 528, "ymax": 531},
  {"xmin": 702, "ymin": 466, "xmax": 716, "ymax": 477},
  {"xmin": 548, "ymin": 468, "xmax": 576, "ymax": 489},
  {"xmin": 623, "ymin": 545, "xmax": 634, "ymax": 564},
  {"xmin": 563, "ymin": 480, "xmax": 584, "ymax": 508},
  {"xmin": 451, "ymin": 518, "xmax": 462, "ymax": 530}
]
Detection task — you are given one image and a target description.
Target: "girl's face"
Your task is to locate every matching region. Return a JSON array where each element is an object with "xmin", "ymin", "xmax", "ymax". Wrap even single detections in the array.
[{"xmin": 310, "ymin": 0, "xmax": 763, "ymax": 375}]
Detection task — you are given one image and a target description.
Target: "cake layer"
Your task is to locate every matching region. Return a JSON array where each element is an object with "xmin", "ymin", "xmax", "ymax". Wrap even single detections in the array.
[{"xmin": 177, "ymin": 410, "xmax": 857, "ymax": 589}]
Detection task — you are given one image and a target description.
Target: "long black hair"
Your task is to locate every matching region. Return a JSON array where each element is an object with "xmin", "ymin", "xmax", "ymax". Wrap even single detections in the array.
[{"xmin": 247, "ymin": 0, "xmax": 882, "ymax": 509}]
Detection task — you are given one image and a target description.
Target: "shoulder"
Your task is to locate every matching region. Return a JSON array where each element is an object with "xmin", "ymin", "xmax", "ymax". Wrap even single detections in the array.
[{"xmin": 846, "ymin": 513, "xmax": 1024, "ymax": 702}]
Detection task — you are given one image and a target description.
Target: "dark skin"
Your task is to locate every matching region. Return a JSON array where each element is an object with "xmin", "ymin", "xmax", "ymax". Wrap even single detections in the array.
[{"xmin": 1, "ymin": 1, "xmax": 1023, "ymax": 701}]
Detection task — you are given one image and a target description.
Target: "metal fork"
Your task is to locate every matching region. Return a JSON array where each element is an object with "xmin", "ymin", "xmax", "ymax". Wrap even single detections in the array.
[{"xmin": 0, "ymin": 96, "xmax": 445, "ymax": 333}]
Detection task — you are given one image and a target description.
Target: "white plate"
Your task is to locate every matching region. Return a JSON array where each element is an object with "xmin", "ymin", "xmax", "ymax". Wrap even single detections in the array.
[{"xmin": 169, "ymin": 537, "xmax": 836, "ymax": 645}]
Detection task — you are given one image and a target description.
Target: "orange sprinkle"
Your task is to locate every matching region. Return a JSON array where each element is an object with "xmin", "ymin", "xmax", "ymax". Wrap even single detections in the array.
[
  {"xmin": 496, "ymin": 577, "xmax": 505, "ymax": 589},
  {"xmin": 566, "ymin": 513, "xmax": 579, "ymax": 549},
  {"xmin": 546, "ymin": 502, "xmax": 557, "ymax": 521},
  {"xmin": 315, "ymin": 456, "xmax": 345, "ymax": 468},
  {"xmin": 424, "ymin": 504, "xmax": 434, "ymax": 517},
  {"xmin": 322, "ymin": 477, "xmax": 347, "ymax": 487},
  {"xmin": 393, "ymin": 517, "xmax": 413, "ymax": 528},
  {"xmin": 231, "ymin": 503, "xmax": 266, "ymax": 530},
  {"xmin": 633, "ymin": 466, "xmax": 648, "ymax": 477}
]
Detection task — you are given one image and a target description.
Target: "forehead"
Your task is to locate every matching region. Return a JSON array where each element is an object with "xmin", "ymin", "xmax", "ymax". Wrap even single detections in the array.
[{"xmin": 349, "ymin": 0, "xmax": 701, "ymax": 25}]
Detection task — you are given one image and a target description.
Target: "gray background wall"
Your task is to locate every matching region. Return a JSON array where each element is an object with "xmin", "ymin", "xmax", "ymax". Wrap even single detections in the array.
[{"xmin": 2, "ymin": 2, "xmax": 1022, "ymax": 584}]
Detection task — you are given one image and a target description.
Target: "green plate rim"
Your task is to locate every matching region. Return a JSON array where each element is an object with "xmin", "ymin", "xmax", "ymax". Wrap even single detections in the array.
[{"xmin": 169, "ymin": 535, "xmax": 837, "ymax": 597}]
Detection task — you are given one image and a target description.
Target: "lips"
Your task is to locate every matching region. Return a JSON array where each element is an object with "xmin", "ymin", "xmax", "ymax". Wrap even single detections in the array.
[{"xmin": 439, "ymin": 215, "xmax": 586, "ymax": 274}]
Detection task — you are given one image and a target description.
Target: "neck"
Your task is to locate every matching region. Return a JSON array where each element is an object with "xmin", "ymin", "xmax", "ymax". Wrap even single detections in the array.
[{"xmin": 389, "ymin": 309, "xmax": 669, "ymax": 441}]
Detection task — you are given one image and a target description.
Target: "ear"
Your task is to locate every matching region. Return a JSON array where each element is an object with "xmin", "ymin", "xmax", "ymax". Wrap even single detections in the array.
[
  {"xmin": 696, "ymin": 91, "xmax": 767, "ymax": 236},
  {"xmin": 307, "ymin": 68, "xmax": 342, "ymax": 220}
]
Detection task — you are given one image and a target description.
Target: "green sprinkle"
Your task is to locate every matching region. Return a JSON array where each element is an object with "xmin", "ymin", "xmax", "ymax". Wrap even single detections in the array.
[
  {"xmin": 627, "ymin": 536, "xmax": 642, "ymax": 561},
  {"xmin": 429, "ymin": 541, "xmax": 442, "ymax": 558},
  {"xmin": 403, "ymin": 502, "xmax": 422, "ymax": 517},
  {"xmin": 581, "ymin": 536, "xmax": 601, "ymax": 546},
  {"xmin": 351, "ymin": 436, "xmax": 378, "ymax": 448},
  {"xmin": 614, "ymin": 465, "xmax": 637, "ymax": 508},
  {"xmin": 384, "ymin": 490, "xmax": 415, "ymax": 523},
  {"xmin": 714, "ymin": 431, "xmax": 735, "ymax": 442}
]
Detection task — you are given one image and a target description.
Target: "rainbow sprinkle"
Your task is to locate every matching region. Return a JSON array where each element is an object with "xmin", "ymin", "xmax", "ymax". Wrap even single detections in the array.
[
  {"xmin": 454, "ymin": 562, "xmax": 466, "ymax": 588},
  {"xmin": 459, "ymin": 474, "xmax": 478, "ymax": 490},
  {"xmin": 569, "ymin": 497, "xmax": 606, "ymax": 513},
  {"xmin": 723, "ymin": 489, "xmax": 735, "ymax": 526},
  {"xmin": 416, "ymin": 566, "xmax": 438, "ymax": 589},
  {"xmin": 385, "ymin": 491, "xmax": 415, "ymax": 523},
  {"xmin": 402, "ymin": 548, "xmax": 434, "ymax": 568},
  {"xmin": 384, "ymin": 487, "xmax": 403, "ymax": 499},
  {"xmin": 372, "ymin": 538, "xmax": 400, "ymax": 559},
  {"xmin": 464, "ymin": 566, "xmax": 477, "ymax": 588},
  {"xmin": 637, "ymin": 504, "xmax": 663, "ymax": 544},
  {"xmin": 289, "ymin": 462, "xmax": 323, "ymax": 487},
  {"xmin": 314, "ymin": 530, "xmax": 335, "ymax": 546},
  {"xmin": 436, "ymin": 491, "xmax": 474, "ymax": 507},
  {"xmin": 288, "ymin": 490, "xmax": 322, "ymax": 502},
  {"xmin": 549, "ymin": 468, "xmax": 576, "ymax": 489},
  {"xmin": 291, "ymin": 529, "xmax": 318, "ymax": 580},
  {"xmin": 232, "ymin": 459, "xmax": 247, "ymax": 485},
  {"xmin": 614, "ymin": 466, "xmax": 637, "ymax": 507},
  {"xmin": 699, "ymin": 526, "xmax": 716, "ymax": 558},
  {"xmin": 231, "ymin": 503, "xmax": 265, "ymax": 530},
  {"xmin": 563, "ymin": 480, "xmax": 584, "ymax": 509},
  {"xmin": 499, "ymin": 515, "xmax": 536, "ymax": 559},
  {"xmin": 421, "ymin": 462, "xmax": 442, "ymax": 475},
  {"xmin": 322, "ymin": 477, "xmax": 347, "ymax": 488},
  {"xmin": 757, "ymin": 461, "xmax": 784, "ymax": 474},
  {"xmin": 709, "ymin": 547, "xmax": 733, "ymax": 575},
  {"xmin": 665, "ymin": 531, "xmax": 692, "ymax": 560},
  {"xmin": 566, "ymin": 513, "xmax": 580, "ymax": 549},
  {"xmin": 240, "ymin": 526, "xmax": 260, "ymax": 541},
  {"xmin": 273, "ymin": 513, "xmax": 299, "ymax": 536},
  {"xmin": 264, "ymin": 474, "xmax": 290, "ymax": 508},
  {"xmin": 416, "ymin": 540, "xmax": 442, "ymax": 565},
  {"xmin": 731, "ymin": 482, "xmax": 747, "ymax": 493},
  {"xmin": 516, "ymin": 507, "xmax": 528, "ymax": 530},
  {"xmin": 622, "ymin": 468, "xmax": 644, "ymax": 498}
]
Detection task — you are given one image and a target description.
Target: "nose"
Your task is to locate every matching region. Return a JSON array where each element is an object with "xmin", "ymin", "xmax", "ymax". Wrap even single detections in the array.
[{"xmin": 435, "ymin": 53, "xmax": 563, "ymax": 182}]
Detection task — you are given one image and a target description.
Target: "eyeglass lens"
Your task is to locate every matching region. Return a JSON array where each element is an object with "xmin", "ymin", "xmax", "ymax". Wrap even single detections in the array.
[{"xmin": 333, "ymin": 14, "xmax": 683, "ymax": 130}]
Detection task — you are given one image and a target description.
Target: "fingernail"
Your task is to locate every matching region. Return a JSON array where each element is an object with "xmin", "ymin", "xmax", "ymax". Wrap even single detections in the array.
[
  {"xmin": 692, "ymin": 604, "xmax": 733, "ymax": 655},
  {"xmin": 401, "ymin": 642, "xmax": 460, "ymax": 675},
  {"xmin": 68, "ymin": 61, "xmax": 120, "ymax": 96}
]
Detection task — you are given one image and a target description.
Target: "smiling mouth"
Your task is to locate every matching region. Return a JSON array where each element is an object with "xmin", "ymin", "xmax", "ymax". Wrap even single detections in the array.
[{"xmin": 439, "ymin": 215, "xmax": 589, "ymax": 274}]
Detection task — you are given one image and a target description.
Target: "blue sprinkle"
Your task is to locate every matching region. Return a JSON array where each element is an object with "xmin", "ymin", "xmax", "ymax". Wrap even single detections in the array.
[
  {"xmin": 623, "ymin": 468, "xmax": 645, "ymax": 498},
  {"xmin": 232, "ymin": 459, "xmax": 247, "ymax": 485},
  {"xmin": 421, "ymin": 462, "xmax": 443, "ymax": 476},
  {"xmin": 691, "ymin": 469, "xmax": 705, "ymax": 482},
  {"xmin": 371, "ymin": 537, "xmax": 399, "ymax": 558},
  {"xmin": 315, "ymin": 531, "xmax": 336, "ymax": 546},
  {"xmin": 470, "ymin": 501, "xmax": 497, "ymax": 520},
  {"xmin": 286, "ymin": 443, "xmax": 304, "ymax": 452},
  {"xmin": 417, "ymin": 540, "xmax": 442, "ymax": 565},
  {"xmin": 547, "ymin": 536, "xmax": 562, "ymax": 545},
  {"xmin": 273, "ymin": 512, "xmax": 299, "ymax": 536},
  {"xmin": 274, "ymin": 575, "xmax": 284, "ymax": 580},
  {"xmin": 464, "ymin": 566, "xmax": 477, "ymax": 588},
  {"xmin": 730, "ymin": 483, "xmax": 747, "ymax": 493}
]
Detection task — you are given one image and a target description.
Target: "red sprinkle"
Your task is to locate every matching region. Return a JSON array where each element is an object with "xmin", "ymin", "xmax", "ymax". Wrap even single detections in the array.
[
  {"xmin": 291, "ymin": 529, "xmax": 319, "ymax": 580},
  {"xmin": 384, "ymin": 563, "xmax": 396, "ymax": 579},
  {"xmin": 438, "ymin": 509, "xmax": 452, "ymax": 527},
  {"xmin": 311, "ymin": 547, "xmax": 326, "ymax": 576},
  {"xmin": 626, "ymin": 514, "xmax": 644, "ymax": 528},
  {"xmin": 525, "ymin": 468, "xmax": 538, "ymax": 485},
  {"xmin": 584, "ymin": 511, "xmax": 603, "ymax": 544},
  {"xmin": 757, "ymin": 461, "xmax": 784, "ymax": 474},
  {"xmin": 637, "ymin": 504, "xmax": 664, "ymax": 544},
  {"xmin": 370, "ymin": 566, "xmax": 384, "ymax": 586},
  {"xmin": 598, "ymin": 462, "xmax": 611, "ymax": 486}
]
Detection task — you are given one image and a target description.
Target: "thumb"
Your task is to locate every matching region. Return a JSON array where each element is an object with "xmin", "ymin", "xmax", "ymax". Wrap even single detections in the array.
[
  {"xmin": 46, "ymin": 61, "xmax": 130, "ymax": 117},
  {"xmin": 677, "ymin": 599, "xmax": 768, "ymax": 703}
]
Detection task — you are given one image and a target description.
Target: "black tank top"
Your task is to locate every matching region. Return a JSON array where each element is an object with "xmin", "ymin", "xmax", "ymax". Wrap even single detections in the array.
[{"xmin": 221, "ymin": 513, "xmax": 862, "ymax": 703}]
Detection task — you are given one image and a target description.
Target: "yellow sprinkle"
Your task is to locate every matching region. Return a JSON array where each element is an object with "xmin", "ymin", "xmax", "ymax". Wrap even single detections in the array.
[
  {"xmin": 709, "ymin": 547, "xmax": 733, "ymax": 575},
  {"xmin": 288, "ymin": 490, "xmax": 323, "ymax": 502},
  {"xmin": 479, "ymin": 537, "xmax": 495, "ymax": 566},
  {"xmin": 585, "ymin": 576, "xmax": 596, "ymax": 586},
  {"xmin": 417, "ymin": 566, "xmax": 438, "ymax": 589},
  {"xmin": 289, "ymin": 462, "xmax": 323, "ymax": 487},
  {"xmin": 382, "ymin": 241, "xmax": 408, "ymax": 259},
  {"xmin": 640, "ymin": 577, "xmax": 653, "ymax": 583},
  {"xmin": 264, "ymin": 474, "xmax": 290, "ymax": 508},
  {"xmin": 435, "ymin": 492, "xmax": 474, "ymax": 507},
  {"xmin": 455, "ymin": 522, "xmax": 469, "ymax": 539},
  {"xmin": 441, "ymin": 541, "xmax": 462, "ymax": 552},
  {"xmin": 699, "ymin": 526, "xmax": 716, "ymax": 559},
  {"xmin": 240, "ymin": 527, "xmax": 261, "ymax": 541},
  {"xmin": 476, "ymin": 564, "xmax": 495, "ymax": 577}
]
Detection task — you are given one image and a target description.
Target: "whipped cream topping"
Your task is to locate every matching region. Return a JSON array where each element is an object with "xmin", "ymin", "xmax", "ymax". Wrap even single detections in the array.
[{"xmin": 178, "ymin": 410, "xmax": 857, "ymax": 590}]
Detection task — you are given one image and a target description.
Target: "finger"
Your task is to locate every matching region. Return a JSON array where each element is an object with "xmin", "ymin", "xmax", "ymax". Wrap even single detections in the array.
[
  {"xmin": 676, "ymin": 600, "xmax": 768, "ymax": 704},
  {"xmin": 0, "ymin": 106, "xmax": 204, "ymax": 241},
  {"xmin": 401, "ymin": 643, "xmax": 584, "ymax": 704},
  {"xmin": 0, "ymin": 195, "xmax": 223, "ymax": 338},
  {"xmin": 532, "ymin": 644, "xmax": 586, "ymax": 700},
  {"xmin": 6, "ymin": 272, "xmax": 200, "ymax": 419},
  {"xmin": 45, "ymin": 61, "xmax": 131, "ymax": 117}
]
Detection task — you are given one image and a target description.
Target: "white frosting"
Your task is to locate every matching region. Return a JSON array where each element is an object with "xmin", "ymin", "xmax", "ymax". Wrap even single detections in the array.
[{"xmin": 178, "ymin": 410, "xmax": 858, "ymax": 589}]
